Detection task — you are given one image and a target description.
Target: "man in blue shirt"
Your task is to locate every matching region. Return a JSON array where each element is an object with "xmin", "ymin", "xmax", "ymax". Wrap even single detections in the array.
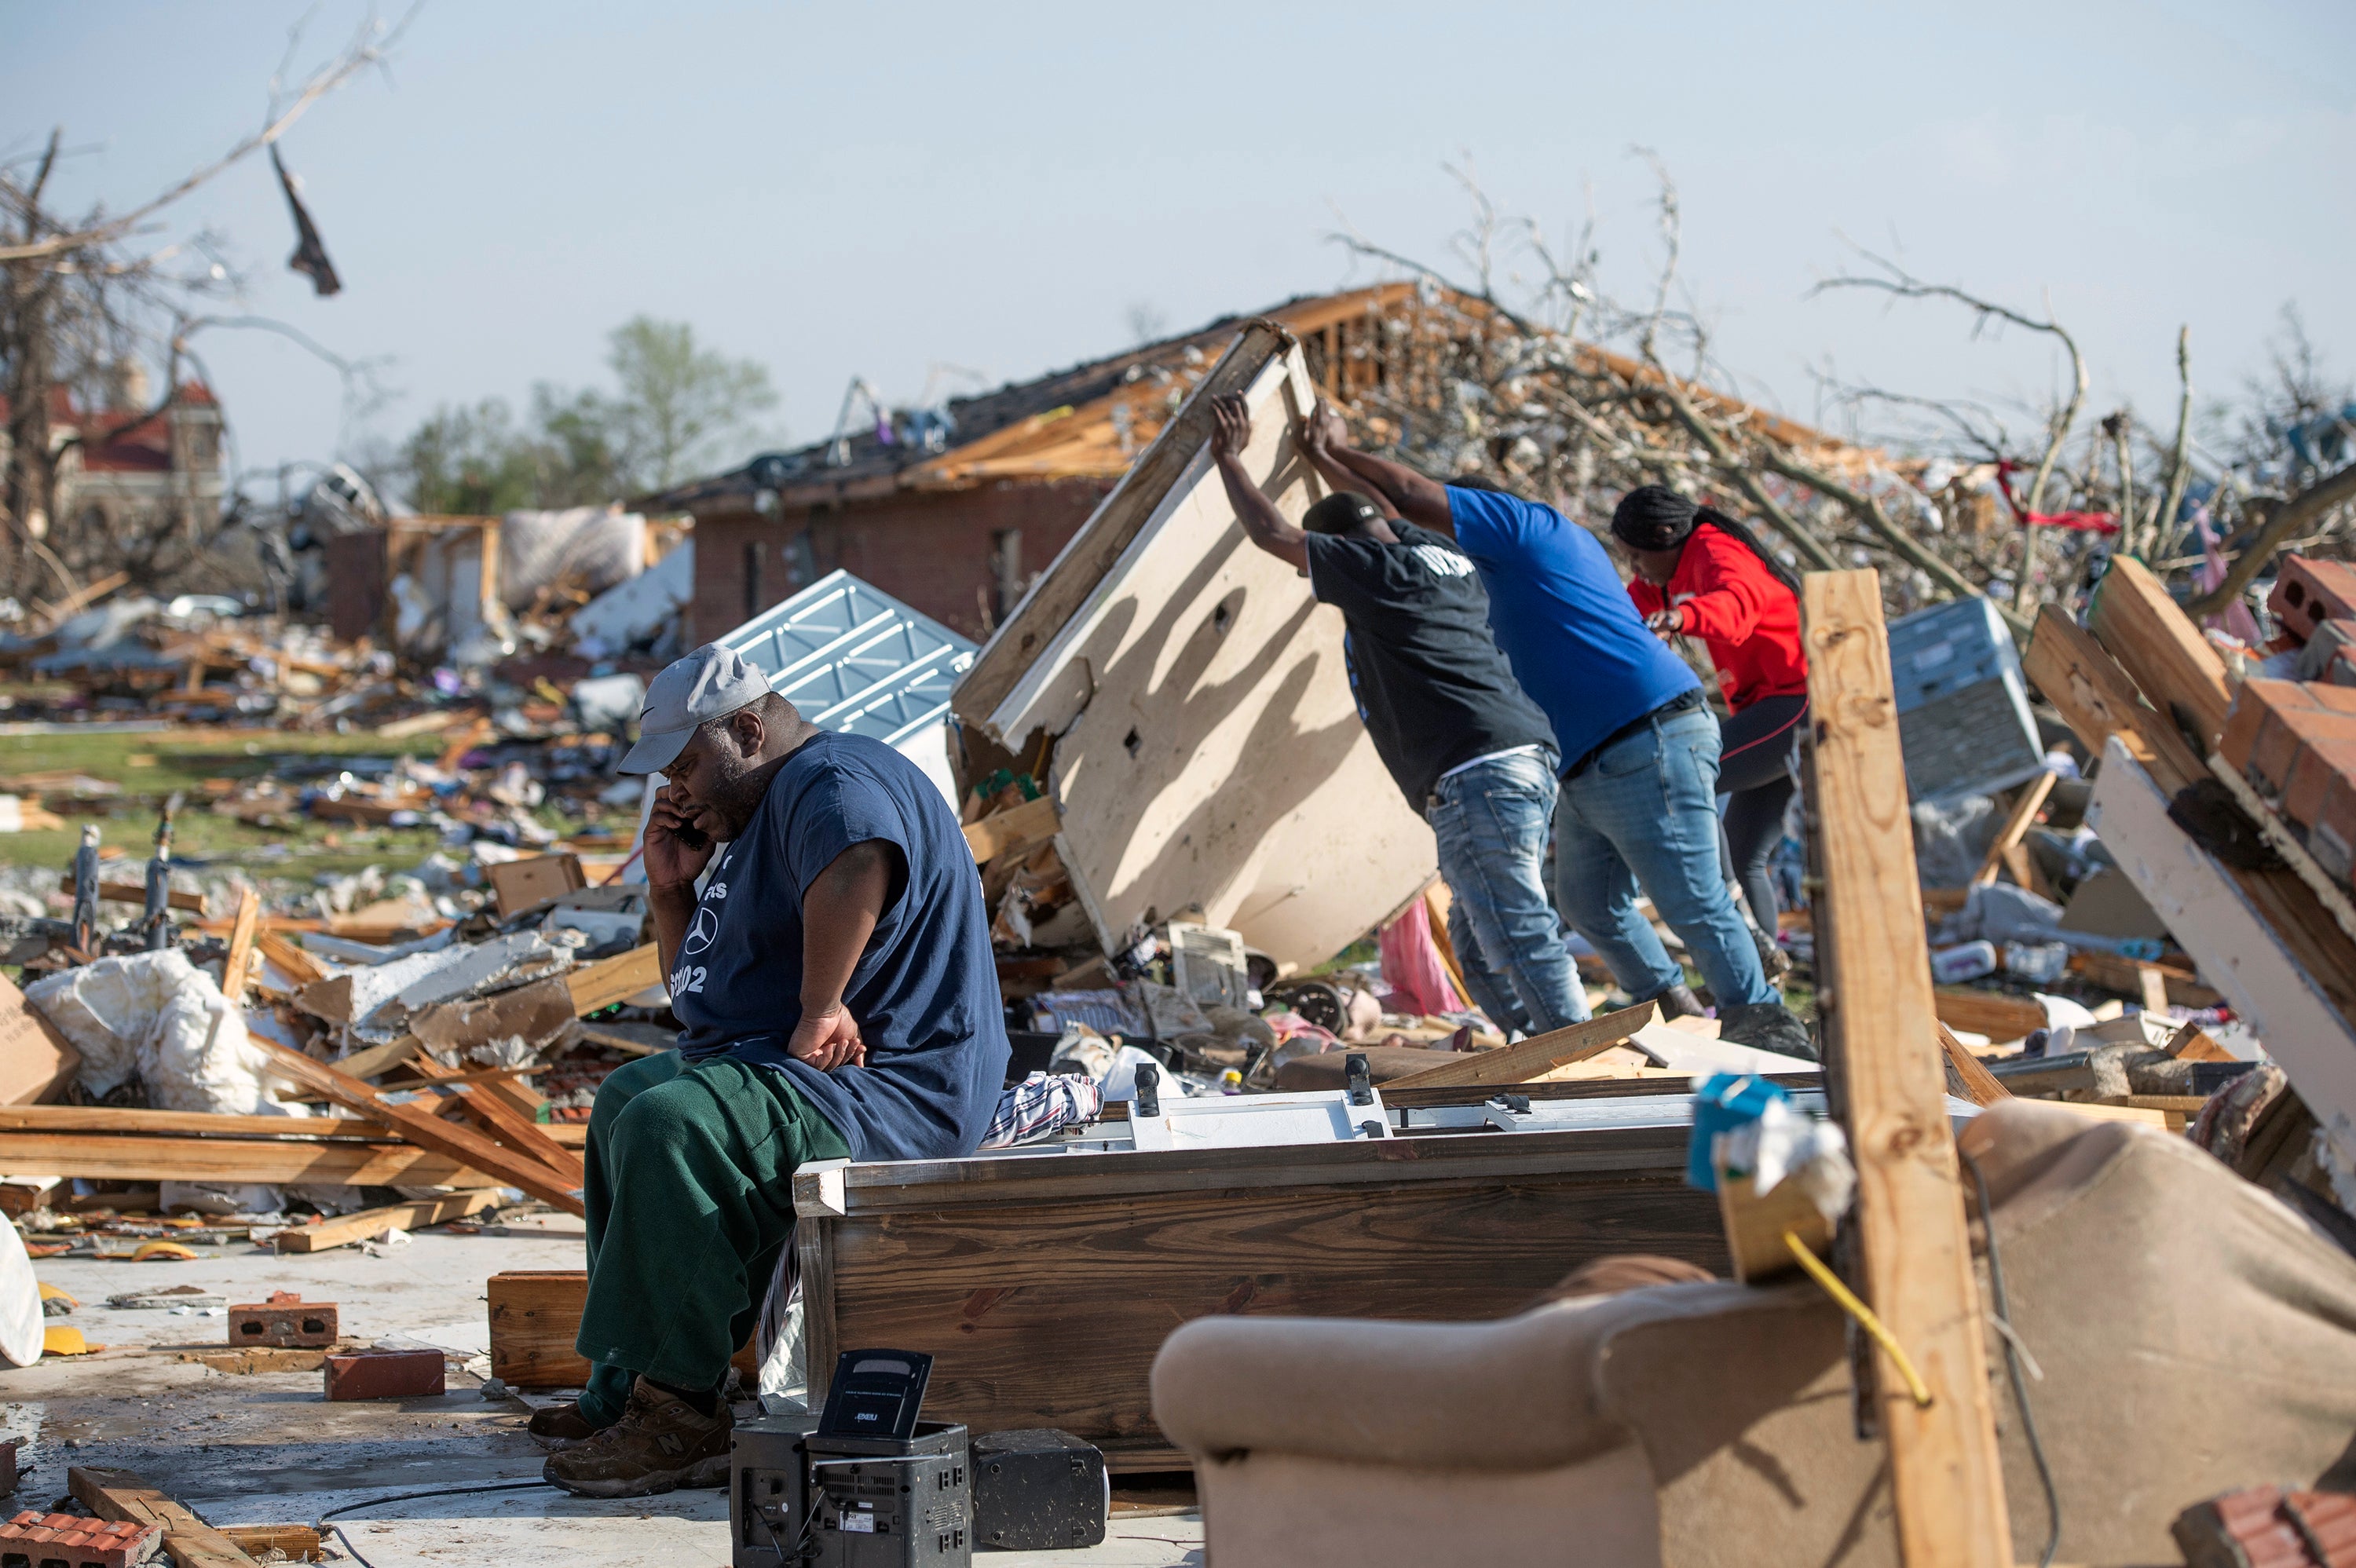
[
  {"xmin": 1294, "ymin": 405, "xmax": 1811, "ymax": 1058},
  {"xmin": 535, "ymin": 645, "xmax": 1008, "ymax": 1497},
  {"xmin": 1207, "ymin": 393, "xmax": 1588, "ymax": 1036}
]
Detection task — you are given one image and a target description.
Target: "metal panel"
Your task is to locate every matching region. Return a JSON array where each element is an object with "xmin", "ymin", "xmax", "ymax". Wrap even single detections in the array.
[{"xmin": 717, "ymin": 569, "xmax": 978, "ymax": 749}]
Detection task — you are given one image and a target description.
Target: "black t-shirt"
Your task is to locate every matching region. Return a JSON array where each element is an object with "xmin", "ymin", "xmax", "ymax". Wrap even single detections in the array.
[{"xmin": 1303, "ymin": 521, "xmax": 1559, "ymax": 808}]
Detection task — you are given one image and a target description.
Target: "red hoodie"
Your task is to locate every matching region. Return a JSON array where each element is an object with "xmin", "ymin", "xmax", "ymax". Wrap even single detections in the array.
[{"xmin": 1625, "ymin": 523, "xmax": 1808, "ymax": 711}]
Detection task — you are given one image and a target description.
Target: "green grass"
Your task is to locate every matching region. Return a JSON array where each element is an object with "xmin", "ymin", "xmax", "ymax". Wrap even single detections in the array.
[{"xmin": 0, "ymin": 728, "xmax": 459, "ymax": 878}]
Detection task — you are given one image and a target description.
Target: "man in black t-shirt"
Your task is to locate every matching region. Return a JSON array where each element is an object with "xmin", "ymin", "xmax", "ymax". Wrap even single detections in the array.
[{"xmin": 1209, "ymin": 393, "xmax": 1588, "ymax": 1034}]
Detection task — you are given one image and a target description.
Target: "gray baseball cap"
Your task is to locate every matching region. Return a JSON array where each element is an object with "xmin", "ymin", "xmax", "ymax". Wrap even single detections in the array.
[{"xmin": 619, "ymin": 644, "xmax": 774, "ymax": 773}]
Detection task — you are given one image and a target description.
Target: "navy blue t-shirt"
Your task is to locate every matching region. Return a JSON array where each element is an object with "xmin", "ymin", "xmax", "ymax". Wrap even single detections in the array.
[
  {"xmin": 1445, "ymin": 486, "xmax": 1699, "ymax": 771},
  {"xmin": 668, "ymin": 730, "xmax": 1009, "ymax": 1163}
]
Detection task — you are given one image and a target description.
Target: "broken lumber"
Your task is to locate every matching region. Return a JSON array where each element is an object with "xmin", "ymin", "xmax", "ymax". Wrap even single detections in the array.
[
  {"xmin": 1970, "ymin": 769, "xmax": 2058, "ymax": 887},
  {"xmin": 2090, "ymin": 553, "xmax": 2234, "ymax": 753},
  {"xmin": 410, "ymin": 1056, "xmax": 584, "ymax": 1186},
  {"xmin": 1931, "ymin": 987, "xmax": 2047, "ymax": 1044},
  {"xmin": 2023, "ymin": 603, "xmax": 2202, "ymax": 795},
  {"xmin": 69, "ymin": 1465, "xmax": 258, "ymax": 1568},
  {"xmin": 253, "ymin": 1038, "xmax": 585, "ymax": 1215},
  {"xmin": 254, "ymin": 931, "xmax": 328, "ymax": 987},
  {"xmin": 963, "ymin": 794, "xmax": 1060, "ymax": 863},
  {"xmin": 275, "ymin": 1190, "xmax": 503, "ymax": 1253},
  {"xmin": 567, "ymin": 941, "xmax": 661, "ymax": 1014},
  {"xmin": 58, "ymin": 874, "xmax": 207, "ymax": 915},
  {"xmin": 218, "ymin": 887, "xmax": 261, "ymax": 1001},
  {"xmin": 1381, "ymin": 1001, "xmax": 1659, "ymax": 1090},
  {"xmin": 218, "ymin": 1525, "xmax": 321, "ymax": 1562},
  {"xmin": 1937, "ymin": 1024, "xmax": 2010, "ymax": 1108},
  {"xmin": 1801, "ymin": 568, "xmax": 2011, "ymax": 1567},
  {"xmin": 0, "ymin": 1128, "xmax": 496, "ymax": 1187},
  {"xmin": 329, "ymin": 1033, "xmax": 420, "ymax": 1081}
]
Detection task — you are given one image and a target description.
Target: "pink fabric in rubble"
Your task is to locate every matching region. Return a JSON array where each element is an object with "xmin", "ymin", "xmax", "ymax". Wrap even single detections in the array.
[{"xmin": 1379, "ymin": 897, "xmax": 1466, "ymax": 1018}]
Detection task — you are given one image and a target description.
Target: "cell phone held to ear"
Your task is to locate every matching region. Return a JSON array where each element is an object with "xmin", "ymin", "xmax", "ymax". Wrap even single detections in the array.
[{"xmin": 671, "ymin": 822, "xmax": 710, "ymax": 851}]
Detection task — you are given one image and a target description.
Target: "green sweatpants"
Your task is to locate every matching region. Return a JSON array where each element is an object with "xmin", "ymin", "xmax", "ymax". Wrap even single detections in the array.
[{"xmin": 575, "ymin": 1051, "xmax": 850, "ymax": 1425}]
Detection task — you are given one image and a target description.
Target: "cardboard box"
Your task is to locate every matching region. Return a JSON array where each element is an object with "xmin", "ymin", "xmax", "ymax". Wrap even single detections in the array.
[
  {"xmin": 0, "ymin": 970, "xmax": 79, "ymax": 1106},
  {"xmin": 486, "ymin": 853, "xmax": 586, "ymax": 919}
]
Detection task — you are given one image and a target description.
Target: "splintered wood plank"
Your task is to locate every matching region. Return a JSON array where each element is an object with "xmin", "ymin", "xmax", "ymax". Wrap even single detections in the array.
[
  {"xmin": 1937, "ymin": 1023, "xmax": 2011, "ymax": 1107},
  {"xmin": 2022, "ymin": 605, "xmax": 2202, "ymax": 795},
  {"xmin": 254, "ymin": 931, "xmax": 329, "ymax": 988},
  {"xmin": 1971, "ymin": 770, "xmax": 2058, "ymax": 887},
  {"xmin": 567, "ymin": 943, "xmax": 661, "ymax": 1015},
  {"xmin": 0, "ymin": 1129, "xmax": 494, "ymax": 1186},
  {"xmin": 962, "ymin": 794, "xmax": 1059, "ymax": 863},
  {"xmin": 410, "ymin": 1057, "xmax": 585, "ymax": 1185},
  {"xmin": 253, "ymin": 1039, "xmax": 584, "ymax": 1215},
  {"xmin": 218, "ymin": 886, "xmax": 261, "ymax": 1001},
  {"xmin": 2090, "ymin": 554, "xmax": 2233, "ymax": 752},
  {"xmin": 1802, "ymin": 569, "xmax": 2011, "ymax": 1568},
  {"xmin": 274, "ymin": 1190, "xmax": 503, "ymax": 1253},
  {"xmin": 1381, "ymin": 1000, "xmax": 1658, "ymax": 1090},
  {"xmin": 1930, "ymin": 989, "xmax": 2047, "ymax": 1044},
  {"xmin": 70, "ymin": 1465, "xmax": 258, "ymax": 1567}
]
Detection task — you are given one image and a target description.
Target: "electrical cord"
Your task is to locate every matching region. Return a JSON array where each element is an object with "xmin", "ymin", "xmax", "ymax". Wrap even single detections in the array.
[
  {"xmin": 314, "ymin": 1479, "xmax": 556, "ymax": 1568},
  {"xmin": 1962, "ymin": 1146, "xmax": 2062, "ymax": 1568}
]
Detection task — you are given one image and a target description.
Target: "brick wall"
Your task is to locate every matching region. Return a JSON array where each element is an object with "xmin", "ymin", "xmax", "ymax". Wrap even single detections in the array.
[{"xmin": 690, "ymin": 477, "xmax": 1111, "ymax": 644}]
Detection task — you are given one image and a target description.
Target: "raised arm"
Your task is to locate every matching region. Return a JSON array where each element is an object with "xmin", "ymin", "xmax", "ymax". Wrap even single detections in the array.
[
  {"xmin": 1209, "ymin": 393, "xmax": 1308, "ymax": 571},
  {"xmin": 1299, "ymin": 400, "xmax": 1455, "ymax": 535}
]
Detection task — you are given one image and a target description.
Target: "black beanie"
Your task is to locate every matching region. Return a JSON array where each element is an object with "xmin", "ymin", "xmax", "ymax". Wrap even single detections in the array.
[{"xmin": 1610, "ymin": 484, "xmax": 1699, "ymax": 551}]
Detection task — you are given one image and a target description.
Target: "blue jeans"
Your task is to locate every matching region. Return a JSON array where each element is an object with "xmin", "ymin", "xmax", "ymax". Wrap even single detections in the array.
[
  {"xmin": 1427, "ymin": 751, "xmax": 1591, "ymax": 1035},
  {"xmin": 1553, "ymin": 706, "xmax": 1776, "ymax": 1010}
]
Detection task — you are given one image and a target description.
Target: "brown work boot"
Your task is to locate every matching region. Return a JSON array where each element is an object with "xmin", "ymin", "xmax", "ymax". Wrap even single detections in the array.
[
  {"xmin": 541, "ymin": 1376, "xmax": 734, "ymax": 1497},
  {"xmin": 527, "ymin": 1399, "xmax": 602, "ymax": 1451}
]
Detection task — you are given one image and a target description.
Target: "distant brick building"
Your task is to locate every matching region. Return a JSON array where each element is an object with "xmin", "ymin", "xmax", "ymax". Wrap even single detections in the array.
[
  {"xmin": 645, "ymin": 285, "xmax": 1449, "ymax": 643},
  {"xmin": 0, "ymin": 372, "xmax": 225, "ymax": 549}
]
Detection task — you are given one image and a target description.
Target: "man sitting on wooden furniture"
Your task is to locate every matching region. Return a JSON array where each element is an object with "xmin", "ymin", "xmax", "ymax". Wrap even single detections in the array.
[
  {"xmin": 534, "ymin": 643, "xmax": 1010, "ymax": 1498},
  {"xmin": 1209, "ymin": 392, "xmax": 1590, "ymax": 1036}
]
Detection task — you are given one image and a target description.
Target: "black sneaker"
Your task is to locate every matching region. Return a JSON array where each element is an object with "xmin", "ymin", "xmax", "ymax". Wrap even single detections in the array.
[{"xmin": 1718, "ymin": 1000, "xmax": 1817, "ymax": 1062}]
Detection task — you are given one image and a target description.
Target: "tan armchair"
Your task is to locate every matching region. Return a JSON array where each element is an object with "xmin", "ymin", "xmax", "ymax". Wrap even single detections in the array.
[{"xmin": 1152, "ymin": 1101, "xmax": 2356, "ymax": 1567}]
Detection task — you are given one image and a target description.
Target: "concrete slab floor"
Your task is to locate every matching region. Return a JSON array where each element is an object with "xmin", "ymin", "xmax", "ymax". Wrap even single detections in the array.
[{"xmin": 5, "ymin": 1233, "xmax": 1202, "ymax": 1566}]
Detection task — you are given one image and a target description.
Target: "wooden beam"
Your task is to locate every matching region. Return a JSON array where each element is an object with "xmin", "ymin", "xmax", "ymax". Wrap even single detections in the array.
[
  {"xmin": 1937, "ymin": 1023, "xmax": 2011, "ymax": 1107},
  {"xmin": 218, "ymin": 887, "xmax": 261, "ymax": 1001},
  {"xmin": 1971, "ymin": 770, "xmax": 2058, "ymax": 887},
  {"xmin": 566, "ymin": 942, "xmax": 661, "ymax": 1016},
  {"xmin": 0, "ymin": 1129, "xmax": 496, "ymax": 1186},
  {"xmin": 962, "ymin": 794, "xmax": 1059, "ymax": 862},
  {"xmin": 274, "ymin": 1190, "xmax": 503, "ymax": 1252},
  {"xmin": 218, "ymin": 1526, "xmax": 321, "ymax": 1562},
  {"xmin": 1801, "ymin": 568, "xmax": 2011, "ymax": 1568},
  {"xmin": 329, "ymin": 1033, "xmax": 420, "ymax": 1082},
  {"xmin": 2089, "ymin": 553, "xmax": 2233, "ymax": 753},
  {"xmin": 2022, "ymin": 604, "xmax": 2202, "ymax": 795},
  {"xmin": 1380, "ymin": 1001, "xmax": 1659, "ymax": 1090},
  {"xmin": 1931, "ymin": 988, "xmax": 2047, "ymax": 1044},
  {"xmin": 409, "ymin": 1057, "xmax": 585, "ymax": 1186},
  {"xmin": 59, "ymin": 875, "xmax": 206, "ymax": 915},
  {"xmin": 70, "ymin": 1466, "xmax": 258, "ymax": 1568},
  {"xmin": 254, "ymin": 931, "xmax": 329, "ymax": 987},
  {"xmin": 252, "ymin": 1039, "xmax": 585, "ymax": 1215}
]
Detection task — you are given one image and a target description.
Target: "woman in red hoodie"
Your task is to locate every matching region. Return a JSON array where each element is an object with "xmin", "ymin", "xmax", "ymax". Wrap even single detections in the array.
[{"xmin": 1609, "ymin": 486, "xmax": 1809, "ymax": 961}]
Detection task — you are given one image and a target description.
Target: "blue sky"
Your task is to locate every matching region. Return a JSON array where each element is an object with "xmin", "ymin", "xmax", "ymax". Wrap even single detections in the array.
[{"xmin": 5, "ymin": 1, "xmax": 2352, "ymax": 489}]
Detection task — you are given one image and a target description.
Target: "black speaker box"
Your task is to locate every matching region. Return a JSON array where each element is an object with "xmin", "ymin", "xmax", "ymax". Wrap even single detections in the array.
[{"xmin": 969, "ymin": 1428, "xmax": 1107, "ymax": 1552}]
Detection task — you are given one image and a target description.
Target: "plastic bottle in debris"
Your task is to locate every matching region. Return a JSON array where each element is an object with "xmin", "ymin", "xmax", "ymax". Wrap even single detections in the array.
[
  {"xmin": 1928, "ymin": 940, "xmax": 1999, "ymax": 985},
  {"xmin": 1220, "ymin": 1069, "xmax": 1243, "ymax": 1095}
]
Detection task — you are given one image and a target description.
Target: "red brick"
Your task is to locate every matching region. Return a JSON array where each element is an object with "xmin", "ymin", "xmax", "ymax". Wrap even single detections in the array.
[
  {"xmin": 229, "ymin": 1296, "xmax": 337, "ymax": 1349},
  {"xmin": 2251, "ymin": 706, "xmax": 2356, "ymax": 801},
  {"xmin": 2271, "ymin": 556, "xmax": 2356, "ymax": 643},
  {"xmin": 2285, "ymin": 736, "xmax": 2356, "ymax": 833},
  {"xmin": 2316, "ymin": 677, "xmax": 2356, "ymax": 710},
  {"xmin": 323, "ymin": 1348, "xmax": 444, "ymax": 1401},
  {"xmin": 0, "ymin": 1510, "xmax": 163, "ymax": 1568},
  {"xmin": 688, "ymin": 479, "xmax": 1112, "ymax": 647},
  {"xmin": 2316, "ymin": 769, "xmax": 2356, "ymax": 886},
  {"xmin": 2220, "ymin": 679, "xmax": 2316, "ymax": 777}
]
